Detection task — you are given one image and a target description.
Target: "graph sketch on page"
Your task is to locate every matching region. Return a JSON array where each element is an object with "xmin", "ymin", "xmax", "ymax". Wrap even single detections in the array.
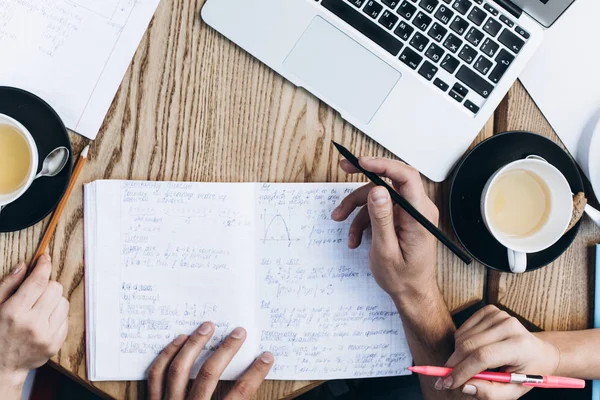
[{"xmin": 0, "ymin": 0, "xmax": 160, "ymax": 139}]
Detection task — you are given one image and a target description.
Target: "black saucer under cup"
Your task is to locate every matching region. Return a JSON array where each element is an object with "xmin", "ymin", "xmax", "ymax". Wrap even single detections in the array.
[
  {"xmin": 450, "ymin": 131, "xmax": 584, "ymax": 273},
  {"xmin": 0, "ymin": 87, "xmax": 73, "ymax": 233}
]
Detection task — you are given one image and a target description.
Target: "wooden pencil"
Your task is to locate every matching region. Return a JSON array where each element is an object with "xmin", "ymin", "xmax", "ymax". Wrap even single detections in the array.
[{"xmin": 30, "ymin": 144, "xmax": 90, "ymax": 269}]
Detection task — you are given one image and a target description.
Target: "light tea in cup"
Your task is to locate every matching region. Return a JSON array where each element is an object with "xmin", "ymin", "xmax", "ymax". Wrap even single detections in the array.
[
  {"xmin": 0, "ymin": 124, "xmax": 33, "ymax": 195},
  {"xmin": 481, "ymin": 159, "xmax": 573, "ymax": 273},
  {"xmin": 486, "ymin": 169, "xmax": 551, "ymax": 238}
]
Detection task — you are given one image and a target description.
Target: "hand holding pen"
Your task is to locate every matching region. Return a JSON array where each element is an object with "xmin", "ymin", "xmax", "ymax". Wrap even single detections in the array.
[
  {"xmin": 411, "ymin": 366, "xmax": 584, "ymax": 390},
  {"xmin": 433, "ymin": 305, "xmax": 571, "ymax": 399}
]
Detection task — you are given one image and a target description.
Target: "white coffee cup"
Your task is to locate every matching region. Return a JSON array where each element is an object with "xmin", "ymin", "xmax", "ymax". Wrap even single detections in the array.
[
  {"xmin": 0, "ymin": 114, "xmax": 39, "ymax": 208},
  {"xmin": 481, "ymin": 159, "xmax": 573, "ymax": 273}
]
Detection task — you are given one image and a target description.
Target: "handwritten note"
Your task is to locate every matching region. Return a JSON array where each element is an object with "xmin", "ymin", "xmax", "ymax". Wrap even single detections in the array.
[
  {"xmin": 85, "ymin": 181, "xmax": 412, "ymax": 381},
  {"xmin": 0, "ymin": 0, "xmax": 160, "ymax": 139},
  {"xmin": 254, "ymin": 183, "xmax": 410, "ymax": 379},
  {"xmin": 86, "ymin": 181, "xmax": 258, "ymax": 380}
]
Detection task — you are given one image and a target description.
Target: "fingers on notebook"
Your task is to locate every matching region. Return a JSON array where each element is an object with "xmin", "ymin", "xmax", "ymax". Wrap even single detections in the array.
[
  {"xmin": 189, "ymin": 327, "xmax": 247, "ymax": 399},
  {"xmin": 149, "ymin": 324, "xmax": 254, "ymax": 400},
  {"xmin": 348, "ymin": 207, "xmax": 370, "ymax": 248},
  {"xmin": 165, "ymin": 322, "xmax": 216, "ymax": 399},
  {"xmin": 148, "ymin": 334, "xmax": 188, "ymax": 400},
  {"xmin": 8, "ymin": 254, "xmax": 52, "ymax": 310},
  {"xmin": 331, "ymin": 183, "xmax": 373, "ymax": 221},
  {"xmin": 226, "ymin": 352, "xmax": 274, "ymax": 400},
  {"xmin": 367, "ymin": 187, "xmax": 399, "ymax": 252}
]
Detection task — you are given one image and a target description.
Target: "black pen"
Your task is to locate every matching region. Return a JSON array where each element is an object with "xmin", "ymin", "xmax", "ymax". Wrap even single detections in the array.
[{"xmin": 332, "ymin": 141, "xmax": 472, "ymax": 265}]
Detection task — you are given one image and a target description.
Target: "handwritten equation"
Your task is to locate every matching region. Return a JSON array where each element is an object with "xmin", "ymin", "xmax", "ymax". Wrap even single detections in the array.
[
  {"xmin": 118, "ymin": 181, "xmax": 251, "ymax": 271},
  {"xmin": 255, "ymin": 183, "xmax": 412, "ymax": 379},
  {"xmin": 0, "ymin": 0, "xmax": 138, "ymax": 57},
  {"xmin": 119, "ymin": 281, "xmax": 230, "ymax": 356},
  {"xmin": 108, "ymin": 181, "xmax": 256, "ymax": 376}
]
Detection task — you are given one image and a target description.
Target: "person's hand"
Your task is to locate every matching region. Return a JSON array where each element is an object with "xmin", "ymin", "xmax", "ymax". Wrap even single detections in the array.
[
  {"xmin": 331, "ymin": 157, "xmax": 439, "ymax": 300},
  {"xmin": 0, "ymin": 256, "xmax": 70, "ymax": 396},
  {"xmin": 440, "ymin": 305, "xmax": 560, "ymax": 399},
  {"xmin": 148, "ymin": 322, "xmax": 274, "ymax": 400}
]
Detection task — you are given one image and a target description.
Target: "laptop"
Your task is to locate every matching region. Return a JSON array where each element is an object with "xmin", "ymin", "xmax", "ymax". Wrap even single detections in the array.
[{"xmin": 201, "ymin": 0, "xmax": 576, "ymax": 182}]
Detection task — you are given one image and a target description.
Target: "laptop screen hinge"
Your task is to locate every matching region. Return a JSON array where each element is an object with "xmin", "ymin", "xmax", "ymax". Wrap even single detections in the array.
[{"xmin": 492, "ymin": 0, "xmax": 522, "ymax": 18}]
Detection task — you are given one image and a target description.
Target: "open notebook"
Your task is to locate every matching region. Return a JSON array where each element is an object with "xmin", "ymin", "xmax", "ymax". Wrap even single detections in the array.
[{"xmin": 84, "ymin": 180, "xmax": 411, "ymax": 381}]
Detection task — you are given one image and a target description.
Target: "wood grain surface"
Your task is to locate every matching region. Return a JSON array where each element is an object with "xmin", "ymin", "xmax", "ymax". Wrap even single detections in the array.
[
  {"xmin": 487, "ymin": 82, "xmax": 600, "ymax": 331},
  {"xmin": 0, "ymin": 0, "xmax": 538, "ymax": 398}
]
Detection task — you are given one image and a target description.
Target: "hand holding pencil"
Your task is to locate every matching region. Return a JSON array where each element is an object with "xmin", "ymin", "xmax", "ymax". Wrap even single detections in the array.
[
  {"xmin": 331, "ymin": 155, "xmax": 442, "ymax": 300},
  {"xmin": 332, "ymin": 142, "xmax": 472, "ymax": 264}
]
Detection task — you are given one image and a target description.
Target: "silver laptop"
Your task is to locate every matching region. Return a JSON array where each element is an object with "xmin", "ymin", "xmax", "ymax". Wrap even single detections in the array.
[{"xmin": 202, "ymin": 0, "xmax": 576, "ymax": 181}]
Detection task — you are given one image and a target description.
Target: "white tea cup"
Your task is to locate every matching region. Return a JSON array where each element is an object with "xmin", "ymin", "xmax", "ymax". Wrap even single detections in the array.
[
  {"xmin": 481, "ymin": 159, "xmax": 573, "ymax": 273},
  {"xmin": 0, "ymin": 114, "xmax": 38, "ymax": 208}
]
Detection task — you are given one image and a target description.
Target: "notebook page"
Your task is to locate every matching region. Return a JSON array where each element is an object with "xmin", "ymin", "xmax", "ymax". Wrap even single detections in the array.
[
  {"xmin": 87, "ymin": 181, "xmax": 258, "ymax": 381},
  {"xmin": 254, "ymin": 183, "xmax": 412, "ymax": 380},
  {"xmin": 0, "ymin": 0, "xmax": 159, "ymax": 139},
  {"xmin": 84, "ymin": 181, "xmax": 99, "ymax": 380}
]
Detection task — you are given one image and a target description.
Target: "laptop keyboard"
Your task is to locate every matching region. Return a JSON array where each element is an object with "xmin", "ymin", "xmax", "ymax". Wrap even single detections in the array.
[{"xmin": 318, "ymin": 0, "xmax": 530, "ymax": 115}]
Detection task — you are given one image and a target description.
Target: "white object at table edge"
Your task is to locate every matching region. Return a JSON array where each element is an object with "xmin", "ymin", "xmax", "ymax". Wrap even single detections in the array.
[{"xmin": 589, "ymin": 119, "xmax": 600, "ymax": 200}]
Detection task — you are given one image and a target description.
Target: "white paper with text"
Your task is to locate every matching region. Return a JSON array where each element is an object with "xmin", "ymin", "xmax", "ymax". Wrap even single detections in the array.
[
  {"xmin": 254, "ymin": 183, "xmax": 410, "ymax": 380},
  {"xmin": 85, "ymin": 181, "xmax": 257, "ymax": 380},
  {"xmin": 85, "ymin": 181, "xmax": 412, "ymax": 381},
  {"xmin": 0, "ymin": 0, "xmax": 160, "ymax": 139}
]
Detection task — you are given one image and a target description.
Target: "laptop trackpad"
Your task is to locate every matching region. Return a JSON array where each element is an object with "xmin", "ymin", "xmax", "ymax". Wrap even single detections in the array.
[{"xmin": 283, "ymin": 17, "xmax": 401, "ymax": 124}]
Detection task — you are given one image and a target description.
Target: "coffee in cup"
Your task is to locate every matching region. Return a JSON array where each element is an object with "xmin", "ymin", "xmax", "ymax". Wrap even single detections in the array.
[
  {"xmin": 481, "ymin": 159, "xmax": 573, "ymax": 273},
  {"xmin": 0, "ymin": 114, "xmax": 38, "ymax": 208}
]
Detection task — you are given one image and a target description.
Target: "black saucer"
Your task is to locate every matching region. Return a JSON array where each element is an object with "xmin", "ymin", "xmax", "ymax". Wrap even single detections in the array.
[
  {"xmin": 450, "ymin": 131, "xmax": 584, "ymax": 273},
  {"xmin": 0, "ymin": 87, "xmax": 73, "ymax": 233}
]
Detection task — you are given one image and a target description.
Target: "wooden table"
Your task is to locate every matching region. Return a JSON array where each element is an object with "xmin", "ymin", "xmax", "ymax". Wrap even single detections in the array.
[{"xmin": 0, "ymin": 0, "xmax": 598, "ymax": 399}]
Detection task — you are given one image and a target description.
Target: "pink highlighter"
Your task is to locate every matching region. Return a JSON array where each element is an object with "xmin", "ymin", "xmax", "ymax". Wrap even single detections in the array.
[{"xmin": 409, "ymin": 366, "xmax": 585, "ymax": 389}]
